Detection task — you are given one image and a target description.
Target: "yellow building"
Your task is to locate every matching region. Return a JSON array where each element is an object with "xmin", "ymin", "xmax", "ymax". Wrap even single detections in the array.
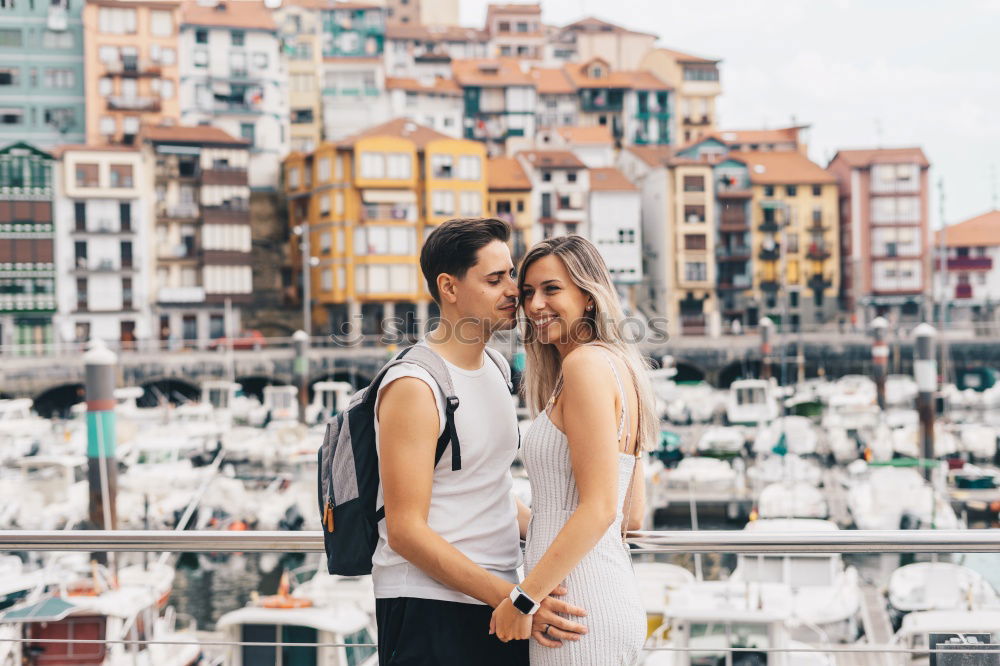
[
  {"xmin": 486, "ymin": 156, "xmax": 532, "ymax": 264},
  {"xmin": 666, "ymin": 157, "xmax": 717, "ymax": 337},
  {"xmin": 733, "ymin": 151, "xmax": 840, "ymax": 328},
  {"xmin": 284, "ymin": 118, "xmax": 488, "ymax": 336},
  {"xmin": 276, "ymin": 0, "xmax": 323, "ymax": 153},
  {"xmin": 83, "ymin": 0, "xmax": 181, "ymax": 145}
]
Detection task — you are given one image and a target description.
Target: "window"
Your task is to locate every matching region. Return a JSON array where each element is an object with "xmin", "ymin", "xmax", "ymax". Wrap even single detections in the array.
[
  {"xmin": 0, "ymin": 29, "xmax": 22, "ymax": 47},
  {"xmin": 359, "ymin": 152, "xmax": 384, "ymax": 178},
  {"xmin": 240, "ymin": 122, "xmax": 255, "ymax": 146},
  {"xmin": 318, "ymin": 156, "xmax": 330, "ymax": 181},
  {"xmin": 319, "ymin": 194, "xmax": 330, "ymax": 215},
  {"xmin": 460, "ymin": 191, "xmax": 482, "ymax": 216},
  {"xmin": 786, "ymin": 185, "xmax": 797, "ymax": 197},
  {"xmin": 684, "ymin": 234, "xmax": 707, "ymax": 250},
  {"xmin": 683, "ymin": 205, "xmax": 706, "ymax": 223},
  {"xmin": 763, "ymin": 185, "xmax": 775, "ymax": 197},
  {"xmin": 99, "ymin": 115, "xmax": 115, "ymax": 135},
  {"xmin": 195, "ymin": 29, "xmax": 208, "ymax": 44},
  {"xmin": 160, "ymin": 47, "xmax": 176, "ymax": 65},
  {"xmin": 386, "ymin": 153, "xmax": 410, "ymax": 179},
  {"xmin": 334, "ymin": 191, "xmax": 344, "ymax": 215},
  {"xmin": 74, "ymin": 240, "xmax": 87, "ymax": 267},
  {"xmin": 76, "ymin": 163, "xmax": 99, "ymax": 188},
  {"xmin": 0, "ymin": 108, "xmax": 23, "ymax": 125},
  {"xmin": 567, "ymin": 171, "xmax": 578, "ymax": 183},
  {"xmin": 684, "ymin": 261, "xmax": 707, "ymax": 282},
  {"xmin": 150, "ymin": 10, "xmax": 172, "ymax": 37},
  {"xmin": 231, "ymin": 30, "xmax": 245, "ymax": 46},
  {"xmin": 42, "ymin": 30, "xmax": 73, "ymax": 49},
  {"xmin": 319, "ymin": 232, "xmax": 331, "ymax": 254},
  {"xmin": 541, "ymin": 170, "xmax": 552, "ymax": 182},
  {"xmin": 432, "ymin": 190, "xmax": 454, "ymax": 216},
  {"xmin": 287, "ymin": 166, "xmax": 299, "ymax": 188},
  {"xmin": 683, "ymin": 175, "xmax": 705, "ymax": 192},
  {"xmin": 98, "ymin": 7, "xmax": 137, "ymax": 34},
  {"xmin": 74, "ymin": 202, "xmax": 86, "ymax": 230},
  {"xmin": 431, "ymin": 154, "xmax": 453, "ymax": 178},
  {"xmin": 120, "ymin": 202, "xmax": 132, "ymax": 231},
  {"xmin": 0, "ymin": 68, "xmax": 18, "ymax": 86},
  {"xmin": 321, "ymin": 268, "xmax": 333, "ymax": 291},
  {"xmin": 160, "ymin": 79, "xmax": 175, "ymax": 99},
  {"xmin": 498, "ymin": 21, "xmax": 510, "ymax": 32},
  {"xmin": 193, "ymin": 48, "xmax": 208, "ymax": 67},
  {"xmin": 253, "ymin": 52, "xmax": 268, "ymax": 69},
  {"xmin": 458, "ymin": 156, "xmax": 481, "ymax": 180},
  {"xmin": 618, "ymin": 229, "xmax": 635, "ymax": 244},
  {"xmin": 787, "ymin": 233, "xmax": 799, "ymax": 253},
  {"xmin": 516, "ymin": 199, "xmax": 525, "ymax": 213},
  {"xmin": 812, "ymin": 185, "xmax": 822, "ymax": 196},
  {"xmin": 291, "ymin": 108, "xmax": 314, "ymax": 124},
  {"xmin": 109, "ymin": 164, "xmax": 133, "ymax": 188}
]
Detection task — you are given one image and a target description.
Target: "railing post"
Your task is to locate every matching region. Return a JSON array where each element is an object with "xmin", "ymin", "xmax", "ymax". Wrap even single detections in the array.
[
  {"xmin": 84, "ymin": 339, "xmax": 118, "ymax": 559},
  {"xmin": 914, "ymin": 323, "xmax": 938, "ymax": 480},
  {"xmin": 870, "ymin": 316, "xmax": 889, "ymax": 410},
  {"xmin": 759, "ymin": 316, "xmax": 774, "ymax": 380},
  {"xmin": 293, "ymin": 329, "xmax": 309, "ymax": 424}
]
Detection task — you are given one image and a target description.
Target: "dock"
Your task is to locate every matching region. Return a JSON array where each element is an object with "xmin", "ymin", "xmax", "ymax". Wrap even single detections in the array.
[{"xmin": 857, "ymin": 583, "xmax": 895, "ymax": 666}]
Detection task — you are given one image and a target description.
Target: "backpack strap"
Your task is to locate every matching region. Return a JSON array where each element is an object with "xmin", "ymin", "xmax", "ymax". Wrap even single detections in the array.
[{"xmin": 483, "ymin": 346, "xmax": 513, "ymax": 393}]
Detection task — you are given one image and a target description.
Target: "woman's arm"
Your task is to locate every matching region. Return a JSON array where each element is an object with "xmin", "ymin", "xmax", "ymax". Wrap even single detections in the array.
[
  {"xmin": 516, "ymin": 497, "xmax": 531, "ymax": 540},
  {"xmin": 515, "ymin": 345, "xmax": 623, "ymax": 602}
]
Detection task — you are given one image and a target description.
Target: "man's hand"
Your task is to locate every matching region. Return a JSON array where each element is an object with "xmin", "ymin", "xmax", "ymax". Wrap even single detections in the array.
[{"xmin": 530, "ymin": 585, "xmax": 588, "ymax": 647}]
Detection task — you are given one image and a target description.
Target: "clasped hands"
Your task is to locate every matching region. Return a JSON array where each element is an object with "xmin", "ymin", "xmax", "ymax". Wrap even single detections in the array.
[{"xmin": 489, "ymin": 585, "xmax": 588, "ymax": 646}]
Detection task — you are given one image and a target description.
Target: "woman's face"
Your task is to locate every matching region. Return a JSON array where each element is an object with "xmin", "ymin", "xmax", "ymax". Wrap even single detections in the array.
[{"xmin": 520, "ymin": 253, "xmax": 592, "ymax": 348}]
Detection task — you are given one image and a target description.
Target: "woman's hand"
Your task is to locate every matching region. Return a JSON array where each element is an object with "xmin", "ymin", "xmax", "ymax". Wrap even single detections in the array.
[{"xmin": 489, "ymin": 598, "xmax": 532, "ymax": 642}]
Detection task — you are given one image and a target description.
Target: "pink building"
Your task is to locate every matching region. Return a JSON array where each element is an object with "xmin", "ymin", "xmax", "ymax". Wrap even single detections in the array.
[{"xmin": 827, "ymin": 147, "xmax": 931, "ymax": 323}]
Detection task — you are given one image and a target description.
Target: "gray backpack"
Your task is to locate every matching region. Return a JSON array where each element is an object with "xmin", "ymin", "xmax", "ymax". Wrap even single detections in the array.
[{"xmin": 317, "ymin": 344, "xmax": 512, "ymax": 576}]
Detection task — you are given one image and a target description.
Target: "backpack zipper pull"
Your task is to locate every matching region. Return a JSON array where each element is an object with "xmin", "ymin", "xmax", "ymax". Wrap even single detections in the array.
[{"xmin": 323, "ymin": 497, "xmax": 335, "ymax": 532}]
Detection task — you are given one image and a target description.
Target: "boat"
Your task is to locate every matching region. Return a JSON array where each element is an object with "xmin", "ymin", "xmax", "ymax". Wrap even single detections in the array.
[
  {"xmin": 821, "ymin": 375, "xmax": 879, "ymax": 430},
  {"xmin": 667, "ymin": 457, "xmax": 739, "ymax": 491},
  {"xmin": 305, "ymin": 381, "xmax": 354, "ymax": 425},
  {"xmin": 756, "ymin": 482, "xmax": 828, "ymax": 519},
  {"xmin": 955, "ymin": 423, "xmax": 998, "ymax": 460},
  {"xmin": 746, "ymin": 454, "xmax": 822, "ymax": 488},
  {"xmin": 0, "ymin": 398, "xmax": 50, "ymax": 462},
  {"xmin": 826, "ymin": 427, "xmax": 860, "ymax": 464},
  {"xmin": 752, "ymin": 416, "xmax": 818, "ymax": 457},
  {"xmin": 890, "ymin": 423, "xmax": 959, "ymax": 458},
  {"xmin": 887, "ymin": 561, "xmax": 1000, "ymax": 628},
  {"xmin": 845, "ymin": 463, "xmax": 960, "ymax": 530},
  {"xmin": 695, "ymin": 426, "xmax": 745, "ymax": 457},
  {"xmin": 666, "ymin": 382, "xmax": 718, "ymax": 425},
  {"xmin": 890, "ymin": 610, "xmax": 1000, "ymax": 666},
  {"xmin": 885, "ymin": 374, "xmax": 918, "ymax": 407},
  {"xmin": 248, "ymin": 385, "xmax": 300, "ymax": 428},
  {"xmin": 632, "ymin": 561, "xmax": 695, "ymax": 636},
  {"xmin": 726, "ymin": 379, "xmax": 779, "ymax": 428},
  {"xmin": 732, "ymin": 519, "xmax": 860, "ymax": 642}
]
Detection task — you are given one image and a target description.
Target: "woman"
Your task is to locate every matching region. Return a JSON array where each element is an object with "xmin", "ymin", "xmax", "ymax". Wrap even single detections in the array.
[{"xmin": 490, "ymin": 236, "xmax": 657, "ymax": 664}]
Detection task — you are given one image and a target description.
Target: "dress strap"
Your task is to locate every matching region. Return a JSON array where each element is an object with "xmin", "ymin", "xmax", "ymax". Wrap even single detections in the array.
[{"xmin": 593, "ymin": 347, "xmax": 629, "ymax": 450}]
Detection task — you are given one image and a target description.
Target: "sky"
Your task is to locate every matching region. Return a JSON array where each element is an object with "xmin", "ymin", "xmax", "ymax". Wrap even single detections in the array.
[{"xmin": 460, "ymin": 0, "xmax": 1000, "ymax": 227}]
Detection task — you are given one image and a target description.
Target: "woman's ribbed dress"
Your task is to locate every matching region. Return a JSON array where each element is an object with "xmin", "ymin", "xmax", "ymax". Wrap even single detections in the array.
[{"xmin": 521, "ymin": 350, "xmax": 646, "ymax": 665}]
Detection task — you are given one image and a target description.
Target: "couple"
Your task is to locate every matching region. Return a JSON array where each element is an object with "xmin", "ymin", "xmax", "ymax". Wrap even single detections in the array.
[{"xmin": 374, "ymin": 217, "xmax": 656, "ymax": 665}]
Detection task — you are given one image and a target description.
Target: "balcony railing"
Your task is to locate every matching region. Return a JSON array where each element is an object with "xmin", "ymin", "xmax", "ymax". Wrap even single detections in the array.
[
  {"xmin": 362, "ymin": 203, "xmax": 417, "ymax": 222},
  {"xmin": 107, "ymin": 95, "xmax": 161, "ymax": 111},
  {"xmin": 948, "ymin": 256, "xmax": 992, "ymax": 271},
  {"xmin": 758, "ymin": 220, "xmax": 779, "ymax": 233},
  {"xmin": 806, "ymin": 243, "xmax": 831, "ymax": 260},
  {"xmin": 955, "ymin": 283, "xmax": 973, "ymax": 299},
  {"xmin": 158, "ymin": 202, "xmax": 200, "ymax": 219},
  {"xmin": 809, "ymin": 273, "xmax": 833, "ymax": 290},
  {"xmin": 718, "ymin": 273, "xmax": 752, "ymax": 290},
  {"xmin": 716, "ymin": 245, "xmax": 751, "ymax": 260},
  {"xmin": 760, "ymin": 279, "xmax": 780, "ymax": 292},
  {"xmin": 104, "ymin": 59, "xmax": 162, "ymax": 76},
  {"xmin": 758, "ymin": 245, "xmax": 780, "ymax": 261}
]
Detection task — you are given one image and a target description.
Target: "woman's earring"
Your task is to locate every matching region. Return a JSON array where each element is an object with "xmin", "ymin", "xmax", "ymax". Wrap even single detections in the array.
[{"xmin": 586, "ymin": 304, "xmax": 593, "ymax": 311}]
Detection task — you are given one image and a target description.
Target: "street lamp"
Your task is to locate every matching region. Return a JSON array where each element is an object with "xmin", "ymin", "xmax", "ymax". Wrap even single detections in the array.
[{"xmin": 293, "ymin": 224, "xmax": 320, "ymax": 335}]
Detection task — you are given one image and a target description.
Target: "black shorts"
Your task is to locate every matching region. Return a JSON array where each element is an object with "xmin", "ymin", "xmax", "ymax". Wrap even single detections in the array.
[{"xmin": 376, "ymin": 596, "xmax": 529, "ymax": 665}]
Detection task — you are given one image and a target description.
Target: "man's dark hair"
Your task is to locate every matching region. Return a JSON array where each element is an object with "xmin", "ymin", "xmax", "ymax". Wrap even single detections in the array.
[{"xmin": 420, "ymin": 217, "xmax": 510, "ymax": 303}]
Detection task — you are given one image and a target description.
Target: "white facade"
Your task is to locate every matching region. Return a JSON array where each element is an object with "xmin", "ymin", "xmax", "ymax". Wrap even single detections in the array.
[
  {"xmin": 590, "ymin": 188, "xmax": 643, "ymax": 303},
  {"xmin": 517, "ymin": 152, "xmax": 589, "ymax": 243},
  {"xmin": 321, "ymin": 61, "xmax": 389, "ymax": 141},
  {"xmin": 934, "ymin": 246, "xmax": 1000, "ymax": 308},
  {"xmin": 536, "ymin": 93, "xmax": 578, "ymax": 128},
  {"xmin": 386, "ymin": 85, "xmax": 463, "ymax": 138},
  {"xmin": 178, "ymin": 19, "xmax": 288, "ymax": 189},
  {"xmin": 617, "ymin": 148, "xmax": 671, "ymax": 317},
  {"xmin": 53, "ymin": 148, "xmax": 152, "ymax": 346}
]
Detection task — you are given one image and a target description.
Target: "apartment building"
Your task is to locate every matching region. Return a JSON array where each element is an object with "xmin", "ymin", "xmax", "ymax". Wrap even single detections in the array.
[
  {"xmin": 827, "ymin": 147, "xmax": 930, "ymax": 322},
  {"xmin": 83, "ymin": 0, "xmax": 181, "ymax": 146},
  {"xmin": 530, "ymin": 67, "xmax": 577, "ymax": 128},
  {"xmin": 53, "ymin": 145, "xmax": 150, "ymax": 346},
  {"xmin": 933, "ymin": 210, "xmax": 1000, "ymax": 324},
  {"xmin": 276, "ymin": 0, "xmax": 324, "ymax": 154},
  {"xmin": 385, "ymin": 24, "xmax": 488, "ymax": 77},
  {"xmin": 319, "ymin": 2, "xmax": 388, "ymax": 141},
  {"xmin": 385, "ymin": 0, "xmax": 459, "ymax": 26},
  {"xmin": 718, "ymin": 125, "xmax": 808, "ymax": 154},
  {"xmin": 589, "ymin": 167, "xmax": 642, "ymax": 309},
  {"xmin": 385, "ymin": 76, "xmax": 463, "ymax": 137},
  {"xmin": 517, "ymin": 149, "xmax": 588, "ymax": 242},
  {"xmin": 283, "ymin": 118, "xmax": 487, "ymax": 336},
  {"xmin": 486, "ymin": 156, "xmax": 532, "ymax": 263},
  {"xmin": 553, "ymin": 17, "xmax": 656, "ymax": 70},
  {"xmin": 143, "ymin": 125, "xmax": 253, "ymax": 346},
  {"xmin": 640, "ymin": 48, "xmax": 721, "ymax": 145},
  {"xmin": 485, "ymin": 3, "xmax": 544, "ymax": 61},
  {"xmin": 0, "ymin": 142, "xmax": 56, "ymax": 347},
  {"xmin": 452, "ymin": 58, "xmax": 537, "ymax": 155},
  {"xmin": 563, "ymin": 58, "xmax": 672, "ymax": 146},
  {"xmin": 179, "ymin": 0, "xmax": 287, "ymax": 189},
  {"xmin": 0, "ymin": 0, "xmax": 85, "ymax": 148},
  {"xmin": 536, "ymin": 126, "xmax": 614, "ymax": 168}
]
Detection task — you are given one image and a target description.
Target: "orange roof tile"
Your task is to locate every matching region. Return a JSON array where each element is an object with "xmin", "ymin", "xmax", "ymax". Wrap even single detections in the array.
[
  {"xmin": 143, "ymin": 124, "xmax": 248, "ymax": 145},
  {"xmin": 935, "ymin": 210, "xmax": 1000, "ymax": 248},
  {"xmin": 728, "ymin": 151, "xmax": 836, "ymax": 185},
  {"xmin": 337, "ymin": 117, "xmax": 451, "ymax": 149},
  {"xmin": 530, "ymin": 67, "xmax": 574, "ymax": 94},
  {"xmin": 718, "ymin": 126, "xmax": 807, "ymax": 146},
  {"xmin": 181, "ymin": 0, "xmax": 276, "ymax": 31},
  {"xmin": 625, "ymin": 145, "xmax": 673, "ymax": 167},
  {"xmin": 386, "ymin": 23, "xmax": 488, "ymax": 42},
  {"xmin": 830, "ymin": 147, "xmax": 930, "ymax": 169},
  {"xmin": 50, "ymin": 144, "xmax": 139, "ymax": 158},
  {"xmin": 286, "ymin": 0, "xmax": 381, "ymax": 8},
  {"xmin": 488, "ymin": 156, "xmax": 531, "ymax": 190},
  {"xmin": 654, "ymin": 46, "xmax": 720, "ymax": 65},
  {"xmin": 589, "ymin": 167, "xmax": 636, "ymax": 191},
  {"xmin": 487, "ymin": 3, "xmax": 541, "ymax": 15},
  {"xmin": 562, "ymin": 16, "xmax": 657, "ymax": 38},
  {"xmin": 451, "ymin": 58, "xmax": 535, "ymax": 87},
  {"xmin": 385, "ymin": 76, "xmax": 461, "ymax": 96},
  {"xmin": 556, "ymin": 126, "xmax": 613, "ymax": 145},
  {"xmin": 564, "ymin": 60, "xmax": 672, "ymax": 91},
  {"xmin": 518, "ymin": 149, "xmax": 585, "ymax": 169}
]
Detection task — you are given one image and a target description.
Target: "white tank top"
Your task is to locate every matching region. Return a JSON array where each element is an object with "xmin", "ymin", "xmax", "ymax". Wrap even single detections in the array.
[{"xmin": 372, "ymin": 344, "xmax": 522, "ymax": 604}]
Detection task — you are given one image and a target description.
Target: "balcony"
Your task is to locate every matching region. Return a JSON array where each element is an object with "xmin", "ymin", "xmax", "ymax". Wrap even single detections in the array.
[
  {"xmin": 361, "ymin": 203, "xmax": 417, "ymax": 222},
  {"xmin": 806, "ymin": 244, "xmax": 831, "ymax": 261},
  {"xmin": 157, "ymin": 286, "xmax": 206, "ymax": 303},
  {"xmin": 158, "ymin": 202, "xmax": 199, "ymax": 219},
  {"xmin": 71, "ymin": 220, "xmax": 134, "ymax": 236},
  {"xmin": 680, "ymin": 313, "xmax": 706, "ymax": 336},
  {"xmin": 808, "ymin": 273, "xmax": 832, "ymax": 291},
  {"xmin": 104, "ymin": 59, "xmax": 161, "ymax": 77},
  {"xmin": 758, "ymin": 220, "xmax": 779, "ymax": 233},
  {"xmin": 72, "ymin": 259, "xmax": 135, "ymax": 274},
  {"xmin": 203, "ymin": 205, "xmax": 249, "ymax": 224},
  {"xmin": 948, "ymin": 256, "xmax": 992, "ymax": 271},
  {"xmin": 955, "ymin": 283, "xmax": 973, "ymax": 299},
  {"xmin": 107, "ymin": 96, "xmax": 161, "ymax": 112},
  {"xmin": 683, "ymin": 114, "xmax": 712, "ymax": 126},
  {"xmin": 718, "ymin": 274, "xmax": 751, "ymax": 290},
  {"xmin": 716, "ymin": 245, "xmax": 751, "ymax": 261},
  {"xmin": 719, "ymin": 215, "xmax": 748, "ymax": 231},
  {"xmin": 202, "ymin": 166, "xmax": 248, "ymax": 187},
  {"xmin": 808, "ymin": 218, "xmax": 829, "ymax": 232},
  {"xmin": 758, "ymin": 245, "xmax": 780, "ymax": 261},
  {"xmin": 760, "ymin": 279, "xmax": 780, "ymax": 292},
  {"xmin": 717, "ymin": 186, "xmax": 752, "ymax": 199}
]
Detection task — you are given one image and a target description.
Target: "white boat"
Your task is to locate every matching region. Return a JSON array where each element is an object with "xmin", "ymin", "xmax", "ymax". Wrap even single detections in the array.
[
  {"xmin": 890, "ymin": 422, "xmax": 959, "ymax": 458},
  {"xmin": 757, "ymin": 482, "xmax": 828, "ymax": 519},
  {"xmin": 696, "ymin": 426, "xmax": 745, "ymax": 456},
  {"xmin": 648, "ymin": 366, "xmax": 678, "ymax": 418},
  {"xmin": 201, "ymin": 380, "xmax": 261, "ymax": 426},
  {"xmin": 305, "ymin": 380, "xmax": 354, "ymax": 425},
  {"xmin": 753, "ymin": 416, "xmax": 818, "ymax": 456},
  {"xmin": 887, "ymin": 561, "xmax": 1000, "ymax": 625},
  {"xmin": 667, "ymin": 457, "xmax": 738, "ymax": 491},
  {"xmin": 0, "ymin": 398, "xmax": 50, "ymax": 461},
  {"xmin": 642, "ymin": 579, "xmax": 835, "ymax": 666},
  {"xmin": 885, "ymin": 374, "xmax": 918, "ymax": 407},
  {"xmin": 845, "ymin": 464, "xmax": 960, "ymax": 530},
  {"xmin": 891, "ymin": 610, "xmax": 1000, "ymax": 666},
  {"xmin": 633, "ymin": 561, "xmax": 695, "ymax": 636},
  {"xmin": 746, "ymin": 453, "xmax": 822, "ymax": 487},
  {"xmin": 726, "ymin": 379, "xmax": 779, "ymax": 427},
  {"xmin": 826, "ymin": 427, "xmax": 860, "ymax": 464},
  {"xmin": 733, "ymin": 519, "xmax": 860, "ymax": 642},
  {"xmin": 666, "ymin": 382, "xmax": 717, "ymax": 424},
  {"xmin": 821, "ymin": 375, "xmax": 880, "ymax": 429},
  {"xmin": 955, "ymin": 423, "xmax": 997, "ymax": 460},
  {"xmin": 249, "ymin": 385, "xmax": 300, "ymax": 427}
]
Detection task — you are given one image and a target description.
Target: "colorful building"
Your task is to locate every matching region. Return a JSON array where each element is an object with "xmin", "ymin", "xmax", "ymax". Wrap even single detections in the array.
[
  {"xmin": 53, "ymin": 144, "xmax": 151, "ymax": 347},
  {"xmin": 516, "ymin": 149, "xmax": 588, "ymax": 242},
  {"xmin": 0, "ymin": 0, "xmax": 85, "ymax": 148},
  {"xmin": 82, "ymin": 0, "xmax": 181, "ymax": 146},
  {"xmin": 554, "ymin": 17, "xmax": 657, "ymax": 70},
  {"xmin": 486, "ymin": 156, "xmax": 532, "ymax": 263},
  {"xmin": 0, "ymin": 142, "xmax": 56, "ymax": 348},
  {"xmin": 933, "ymin": 210, "xmax": 1000, "ymax": 325},
  {"xmin": 283, "ymin": 118, "xmax": 487, "ymax": 337},
  {"xmin": 827, "ymin": 147, "xmax": 931, "ymax": 323},
  {"xmin": 452, "ymin": 58, "xmax": 537, "ymax": 155},
  {"xmin": 640, "ymin": 48, "xmax": 721, "ymax": 146},
  {"xmin": 485, "ymin": 3, "xmax": 544, "ymax": 61},
  {"xmin": 276, "ymin": 0, "xmax": 325, "ymax": 154},
  {"xmin": 384, "ymin": 76, "xmax": 464, "ymax": 137},
  {"xmin": 384, "ymin": 24, "xmax": 487, "ymax": 78},
  {"xmin": 143, "ymin": 125, "xmax": 253, "ymax": 346}
]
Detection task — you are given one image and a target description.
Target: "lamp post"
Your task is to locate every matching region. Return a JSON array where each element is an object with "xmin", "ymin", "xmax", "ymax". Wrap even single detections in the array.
[
  {"xmin": 914, "ymin": 323, "xmax": 937, "ymax": 479},
  {"xmin": 759, "ymin": 316, "xmax": 774, "ymax": 380},
  {"xmin": 870, "ymin": 316, "xmax": 889, "ymax": 410},
  {"xmin": 293, "ymin": 224, "xmax": 320, "ymax": 335}
]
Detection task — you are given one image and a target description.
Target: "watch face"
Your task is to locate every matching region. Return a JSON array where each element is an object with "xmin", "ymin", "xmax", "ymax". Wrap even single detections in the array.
[{"xmin": 512, "ymin": 593, "xmax": 535, "ymax": 614}]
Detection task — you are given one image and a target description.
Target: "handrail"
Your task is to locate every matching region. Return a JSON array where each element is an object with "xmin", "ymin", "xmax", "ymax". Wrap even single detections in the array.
[{"xmin": 3, "ymin": 529, "xmax": 1000, "ymax": 553}]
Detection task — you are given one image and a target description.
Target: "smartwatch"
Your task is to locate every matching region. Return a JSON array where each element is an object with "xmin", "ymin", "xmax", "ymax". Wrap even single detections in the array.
[{"xmin": 509, "ymin": 585, "xmax": 540, "ymax": 615}]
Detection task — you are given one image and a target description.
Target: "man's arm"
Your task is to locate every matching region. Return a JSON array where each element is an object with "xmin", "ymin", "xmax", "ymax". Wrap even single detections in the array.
[
  {"xmin": 378, "ymin": 375, "xmax": 512, "ymax": 607},
  {"xmin": 515, "ymin": 497, "xmax": 531, "ymax": 540}
]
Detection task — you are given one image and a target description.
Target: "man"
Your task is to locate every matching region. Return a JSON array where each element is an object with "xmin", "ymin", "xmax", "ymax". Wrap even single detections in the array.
[{"xmin": 374, "ymin": 218, "xmax": 588, "ymax": 664}]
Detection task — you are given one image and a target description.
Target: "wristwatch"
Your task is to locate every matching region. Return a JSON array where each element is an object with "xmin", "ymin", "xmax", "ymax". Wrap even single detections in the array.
[{"xmin": 509, "ymin": 585, "xmax": 540, "ymax": 615}]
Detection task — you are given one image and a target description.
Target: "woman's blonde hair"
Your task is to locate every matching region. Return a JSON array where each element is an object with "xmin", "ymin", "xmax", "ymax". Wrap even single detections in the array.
[{"xmin": 517, "ymin": 235, "xmax": 658, "ymax": 452}]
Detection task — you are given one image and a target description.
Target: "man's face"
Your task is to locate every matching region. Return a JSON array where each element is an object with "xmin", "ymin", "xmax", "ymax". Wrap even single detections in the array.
[{"xmin": 451, "ymin": 240, "xmax": 519, "ymax": 335}]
